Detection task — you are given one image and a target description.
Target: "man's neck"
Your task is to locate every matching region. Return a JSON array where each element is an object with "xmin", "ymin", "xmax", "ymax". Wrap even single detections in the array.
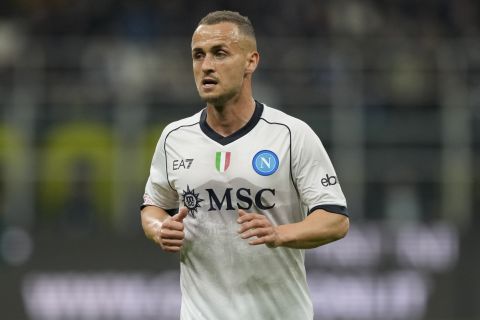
[{"xmin": 205, "ymin": 97, "xmax": 256, "ymax": 137}]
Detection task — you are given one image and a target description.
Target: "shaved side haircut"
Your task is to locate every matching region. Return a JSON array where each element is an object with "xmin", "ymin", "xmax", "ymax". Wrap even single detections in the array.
[{"xmin": 198, "ymin": 10, "xmax": 256, "ymax": 43}]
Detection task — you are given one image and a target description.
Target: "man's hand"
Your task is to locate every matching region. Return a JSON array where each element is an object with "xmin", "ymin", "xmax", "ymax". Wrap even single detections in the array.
[
  {"xmin": 153, "ymin": 207, "xmax": 188, "ymax": 253},
  {"xmin": 237, "ymin": 209, "xmax": 280, "ymax": 248}
]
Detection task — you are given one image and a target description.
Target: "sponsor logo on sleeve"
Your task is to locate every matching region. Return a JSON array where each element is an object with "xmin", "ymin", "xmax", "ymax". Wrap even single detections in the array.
[{"xmin": 321, "ymin": 174, "xmax": 337, "ymax": 187}]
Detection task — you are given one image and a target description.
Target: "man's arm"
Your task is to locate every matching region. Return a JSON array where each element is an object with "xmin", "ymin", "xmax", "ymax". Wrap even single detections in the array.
[
  {"xmin": 141, "ymin": 206, "xmax": 188, "ymax": 252},
  {"xmin": 237, "ymin": 209, "xmax": 349, "ymax": 249}
]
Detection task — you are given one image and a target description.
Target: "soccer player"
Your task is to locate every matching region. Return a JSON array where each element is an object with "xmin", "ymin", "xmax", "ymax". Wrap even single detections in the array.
[{"xmin": 141, "ymin": 10, "xmax": 349, "ymax": 320}]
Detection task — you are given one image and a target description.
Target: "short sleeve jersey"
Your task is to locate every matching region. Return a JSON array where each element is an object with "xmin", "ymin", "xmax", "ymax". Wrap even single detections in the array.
[{"xmin": 143, "ymin": 101, "xmax": 347, "ymax": 320}]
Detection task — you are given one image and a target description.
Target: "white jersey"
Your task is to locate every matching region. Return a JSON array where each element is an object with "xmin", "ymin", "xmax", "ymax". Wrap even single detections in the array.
[{"xmin": 143, "ymin": 101, "xmax": 347, "ymax": 320}]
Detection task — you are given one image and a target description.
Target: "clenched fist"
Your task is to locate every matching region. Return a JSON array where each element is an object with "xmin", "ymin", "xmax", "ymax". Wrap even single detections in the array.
[{"xmin": 152, "ymin": 207, "xmax": 188, "ymax": 253}]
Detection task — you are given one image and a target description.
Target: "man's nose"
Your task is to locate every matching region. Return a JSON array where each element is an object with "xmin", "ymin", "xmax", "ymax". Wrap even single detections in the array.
[{"xmin": 202, "ymin": 54, "xmax": 215, "ymax": 72}]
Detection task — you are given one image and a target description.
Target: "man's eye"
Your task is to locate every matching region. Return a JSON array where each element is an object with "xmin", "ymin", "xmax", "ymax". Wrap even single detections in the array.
[
  {"xmin": 215, "ymin": 51, "xmax": 227, "ymax": 58},
  {"xmin": 193, "ymin": 53, "xmax": 204, "ymax": 60}
]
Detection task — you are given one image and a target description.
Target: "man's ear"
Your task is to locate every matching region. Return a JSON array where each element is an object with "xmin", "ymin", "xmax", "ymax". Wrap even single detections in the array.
[{"xmin": 245, "ymin": 51, "xmax": 260, "ymax": 75}]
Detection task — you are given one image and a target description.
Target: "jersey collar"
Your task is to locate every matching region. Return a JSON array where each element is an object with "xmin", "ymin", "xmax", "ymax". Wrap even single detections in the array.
[{"xmin": 200, "ymin": 100, "xmax": 264, "ymax": 146}]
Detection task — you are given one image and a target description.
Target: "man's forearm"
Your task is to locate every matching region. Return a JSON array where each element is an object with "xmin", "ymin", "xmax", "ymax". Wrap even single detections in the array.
[{"xmin": 275, "ymin": 209, "xmax": 349, "ymax": 249}]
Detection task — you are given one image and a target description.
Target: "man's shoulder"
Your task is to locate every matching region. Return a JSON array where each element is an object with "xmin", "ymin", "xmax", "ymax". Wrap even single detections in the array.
[
  {"xmin": 162, "ymin": 110, "xmax": 203, "ymax": 136},
  {"xmin": 260, "ymin": 103, "xmax": 311, "ymax": 133}
]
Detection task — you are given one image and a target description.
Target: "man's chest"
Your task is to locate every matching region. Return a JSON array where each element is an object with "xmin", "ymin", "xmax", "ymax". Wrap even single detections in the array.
[
  {"xmin": 165, "ymin": 127, "xmax": 292, "ymax": 213},
  {"xmin": 167, "ymin": 131, "xmax": 290, "ymax": 186}
]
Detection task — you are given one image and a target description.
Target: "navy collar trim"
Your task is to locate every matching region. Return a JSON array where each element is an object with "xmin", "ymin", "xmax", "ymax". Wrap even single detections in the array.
[{"xmin": 200, "ymin": 101, "xmax": 264, "ymax": 146}]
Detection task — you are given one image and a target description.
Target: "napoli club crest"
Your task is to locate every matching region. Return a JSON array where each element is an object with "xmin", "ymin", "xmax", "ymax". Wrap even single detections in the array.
[{"xmin": 252, "ymin": 150, "xmax": 279, "ymax": 176}]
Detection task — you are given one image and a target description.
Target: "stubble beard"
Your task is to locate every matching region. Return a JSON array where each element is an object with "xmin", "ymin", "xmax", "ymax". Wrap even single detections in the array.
[{"xmin": 200, "ymin": 87, "xmax": 239, "ymax": 108}]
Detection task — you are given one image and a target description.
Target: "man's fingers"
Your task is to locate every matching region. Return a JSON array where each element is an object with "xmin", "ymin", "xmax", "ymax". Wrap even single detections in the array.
[
  {"xmin": 172, "ymin": 207, "xmax": 188, "ymax": 222},
  {"xmin": 157, "ymin": 228, "xmax": 184, "ymax": 253},
  {"xmin": 158, "ymin": 230, "xmax": 184, "ymax": 252},
  {"xmin": 163, "ymin": 209, "xmax": 189, "ymax": 231},
  {"xmin": 160, "ymin": 228, "xmax": 184, "ymax": 239},
  {"xmin": 237, "ymin": 209, "xmax": 248, "ymax": 222},
  {"xmin": 236, "ymin": 210, "xmax": 277, "ymax": 247},
  {"xmin": 162, "ymin": 245, "xmax": 182, "ymax": 253},
  {"xmin": 240, "ymin": 227, "xmax": 269, "ymax": 239},
  {"xmin": 150, "ymin": 208, "xmax": 188, "ymax": 253},
  {"xmin": 237, "ymin": 219, "xmax": 267, "ymax": 234},
  {"xmin": 161, "ymin": 238, "xmax": 183, "ymax": 246},
  {"xmin": 249, "ymin": 234, "xmax": 276, "ymax": 246},
  {"xmin": 162, "ymin": 220, "xmax": 184, "ymax": 232},
  {"xmin": 237, "ymin": 210, "xmax": 265, "ymax": 223}
]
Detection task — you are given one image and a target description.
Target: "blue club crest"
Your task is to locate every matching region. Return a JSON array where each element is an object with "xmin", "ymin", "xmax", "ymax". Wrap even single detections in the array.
[{"xmin": 252, "ymin": 150, "xmax": 279, "ymax": 176}]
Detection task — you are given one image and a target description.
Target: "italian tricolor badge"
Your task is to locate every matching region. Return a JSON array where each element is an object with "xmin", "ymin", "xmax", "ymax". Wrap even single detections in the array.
[{"xmin": 215, "ymin": 151, "xmax": 231, "ymax": 172}]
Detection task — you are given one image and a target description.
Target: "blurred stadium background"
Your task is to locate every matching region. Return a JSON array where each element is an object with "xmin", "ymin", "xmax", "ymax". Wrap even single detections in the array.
[{"xmin": 1, "ymin": 1, "xmax": 479, "ymax": 319}]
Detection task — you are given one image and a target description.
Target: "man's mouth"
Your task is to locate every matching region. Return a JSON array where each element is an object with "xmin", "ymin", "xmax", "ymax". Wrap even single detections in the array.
[{"xmin": 202, "ymin": 78, "xmax": 218, "ymax": 87}]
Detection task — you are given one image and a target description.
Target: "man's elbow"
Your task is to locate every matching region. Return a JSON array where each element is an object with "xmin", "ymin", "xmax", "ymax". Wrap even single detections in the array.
[{"xmin": 333, "ymin": 216, "xmax": 349, "ymax": 241}]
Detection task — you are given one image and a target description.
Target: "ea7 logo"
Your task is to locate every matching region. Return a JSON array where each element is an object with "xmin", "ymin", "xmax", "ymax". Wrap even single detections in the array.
[
  {"xmin": 173, "ymin": 159, "xmax": 193, "ymax": 170},
  {"xmin": 321, "ymin": 174, "xmax": 337, "ymax": 187}
]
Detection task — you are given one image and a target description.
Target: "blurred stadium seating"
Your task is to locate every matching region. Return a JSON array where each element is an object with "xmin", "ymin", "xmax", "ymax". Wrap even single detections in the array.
[{"xmin": 1, "ymin": 1, "xmax": 479, "ymax": 319}]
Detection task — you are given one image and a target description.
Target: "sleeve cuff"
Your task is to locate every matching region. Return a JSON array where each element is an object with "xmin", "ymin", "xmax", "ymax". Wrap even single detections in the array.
[
  {"xmin": 140, "ymin": 204, "xmax": 178, "ymax": 216},
  {"xmin": 309, "ymin": 204, "xmax": 349, "ymax": 217}
]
